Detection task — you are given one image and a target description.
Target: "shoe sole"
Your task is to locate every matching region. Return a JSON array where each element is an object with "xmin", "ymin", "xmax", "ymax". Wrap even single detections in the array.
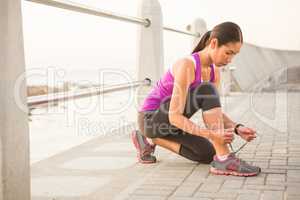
[
  {"xmin": 138, "ymin": 157, "xmax": 156, "ymax": 164},
  {"xmin": 210, "ymin": 167, "xmax": 259, "ymax": 177},
  {"xmin": 131, "ymin": 131, "xmax": 156, "ymax": 164}
]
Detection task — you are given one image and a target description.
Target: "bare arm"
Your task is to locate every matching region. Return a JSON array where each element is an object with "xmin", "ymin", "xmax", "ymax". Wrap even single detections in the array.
[
  {"xmin": 168, "ymin": 58, "xmax": 213, "ymax": 139},
  {"xmin": 223, "ymin": 113, "xmax": 237, "ymax": 129}
]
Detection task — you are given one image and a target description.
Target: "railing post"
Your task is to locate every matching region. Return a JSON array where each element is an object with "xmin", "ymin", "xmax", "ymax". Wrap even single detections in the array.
[
  {"xmin": 136, "ymin": 0, "xmax": 164, "ymax": 107},
  {"xmin": 0, "ymin": 0, "xmax": 31, "ymax": 199},
  {"xmin": 187, "ymin": 18, "xmax": 207, "ymax": 50}
]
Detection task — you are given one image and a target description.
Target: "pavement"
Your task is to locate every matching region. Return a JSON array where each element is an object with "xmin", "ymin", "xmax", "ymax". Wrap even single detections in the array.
[{"xmin": 30, "ymin": 90, "xmax": 300, "ymax": 200}]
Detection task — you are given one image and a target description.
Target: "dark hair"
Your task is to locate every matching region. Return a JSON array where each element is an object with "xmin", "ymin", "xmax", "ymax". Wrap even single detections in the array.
[{"xmin": 192, "ymin": 22, "xmax": 243, "ymax": 54}]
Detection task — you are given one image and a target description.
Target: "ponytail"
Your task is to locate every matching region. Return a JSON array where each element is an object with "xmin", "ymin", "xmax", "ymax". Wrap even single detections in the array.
[
  {"xmin": 191, "ymin": 22, "xmax": 243, "ymax": 54},
  {"xmin": 192, "ymin": 30, "xmax": 211, "ymax": 54}
]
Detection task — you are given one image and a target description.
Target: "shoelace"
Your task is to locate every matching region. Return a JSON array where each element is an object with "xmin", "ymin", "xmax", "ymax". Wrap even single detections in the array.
[
  {"xmin": 229, "ymin": 131, "xmax": 260, "ymax": 154},
  {"xmin": 141, "ymin": 144, "xmax": 155, "ymax": 156},
  {"xmin": 229, "ymin": 142, "xmax": 248, "ymax": 154}
]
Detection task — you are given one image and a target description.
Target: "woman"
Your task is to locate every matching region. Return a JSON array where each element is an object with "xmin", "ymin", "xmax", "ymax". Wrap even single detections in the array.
[{"xmin": 131, "ymin": 22, "xmax": 260, "ymax": 177}]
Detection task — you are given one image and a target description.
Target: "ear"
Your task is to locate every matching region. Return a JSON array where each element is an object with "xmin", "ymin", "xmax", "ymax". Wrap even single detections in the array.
[{"xmin": 210, "ymin": 38, "xmax": 218, "ymax": 49}]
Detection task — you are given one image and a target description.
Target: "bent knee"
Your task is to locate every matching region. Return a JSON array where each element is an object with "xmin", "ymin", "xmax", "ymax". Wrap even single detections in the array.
[{"xmin": 194, "ymin": 82, "xmax": 219, "ymax": 96}]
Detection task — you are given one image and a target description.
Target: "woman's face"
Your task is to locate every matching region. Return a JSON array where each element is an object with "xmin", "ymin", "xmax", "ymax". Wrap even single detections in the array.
[{"xmin": 209, "ymin": 39, "xmax": 242, "ymax": 67}]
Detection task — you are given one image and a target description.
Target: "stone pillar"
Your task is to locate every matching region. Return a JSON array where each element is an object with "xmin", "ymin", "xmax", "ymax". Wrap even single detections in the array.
[
  {"xmin": 186, "ymin": 18, "xmax": 207, "ymax": 51},
  {"xmin": 136, "ymin": 0, "xmax": 164, "ymax": 108},
  {"xmin": 0, "ymin": 0, "xmax": 31, "ymax": 199}
]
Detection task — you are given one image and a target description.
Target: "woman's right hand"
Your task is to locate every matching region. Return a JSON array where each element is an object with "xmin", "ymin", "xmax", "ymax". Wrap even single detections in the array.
[{"xmin": 209, "ymin": 128, "xmax": 235, "ymax": 144}]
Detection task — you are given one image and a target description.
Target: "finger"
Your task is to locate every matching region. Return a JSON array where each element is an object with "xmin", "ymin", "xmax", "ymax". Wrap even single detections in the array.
[
  {"xmin": 244, "ymin": 127, "xmax": 253, "ymax": 133},
  {"xmin": 248, "ymin": 136, "xmax": 256, "ymax": 141},
  {"xmin": 247, "ymin": 132, "xmax": 256, "ymax": 136},
  {"xmin": 250, "ymin": 136, "xmax": 257, "ymax": 140},
  {"xmin": 225, "ymin": 139, "xmax": 232, "ymax": 144},
  {"xmin": 243, "ymin": 130, "xmax": 256, "ymax": 136},
  {"xmin": 248, "ymin": 127, "xmax": 257, "ymax": 134},
  {"xmin": 225, "ymin": 129, "xmax": 234, "ymax": 134},
  {"xmin": 224, "ymin": 135, "xmax": 234, "ymax": 140},
  {"xmin": 224, "ymin": 131, "xmax": 234, "ymax": 136},
  {"xmin": 224, "ymin": 136, "xmax": 234, "ymax": 141}
]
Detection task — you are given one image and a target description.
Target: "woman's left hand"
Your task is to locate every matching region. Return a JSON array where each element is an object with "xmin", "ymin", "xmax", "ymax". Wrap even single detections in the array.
[{"xmin": 237, "ymin": 126, "xmax": 257, "ymax": 142}]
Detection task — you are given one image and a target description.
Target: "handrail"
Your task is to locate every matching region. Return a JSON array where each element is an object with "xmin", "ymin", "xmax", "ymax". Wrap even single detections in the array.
[
  {"xmin": 28, "ymin": 78, "xmax": 151, "ymax": 108},
  {"xmin": 164, "ymin": 26, "xmax": 200, "ymax": 37},
  {"xmin": 26, "ymin": 0, "xmax": 150, "ymax": 27},
  {"xmin": 25, "ymin": 0, "xmax": 199, "ymax": 37}
]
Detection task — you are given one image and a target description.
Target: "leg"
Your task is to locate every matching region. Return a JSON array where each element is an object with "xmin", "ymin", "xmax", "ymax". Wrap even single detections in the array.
[
  {"xmin": 187, "ymin": 82, "xmax": 230, "ymax": 156},
  {"xmin": 136, "ymin": 83, "xmax": 220, "ymax": 163},
  {"xmin": 152, "ymin": 132, "xmax": 215, "ymax": 164},
  {"xmin": 151, "ymin": 138, "xmax": 180, "ymax": 154},
  {"xmin": 202, "ymin": 107, "xmax": 230, "ymax": 156}
]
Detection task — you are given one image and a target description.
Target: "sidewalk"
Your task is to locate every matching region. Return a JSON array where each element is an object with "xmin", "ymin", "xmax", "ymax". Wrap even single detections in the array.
[{"xmin": 31, "ymin": 91, "xmax": 300, "ymax": 200}]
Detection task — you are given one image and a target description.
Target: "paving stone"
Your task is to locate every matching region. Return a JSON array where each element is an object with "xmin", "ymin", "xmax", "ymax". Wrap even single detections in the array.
[
  {"xmin": 197, "ymin": 183, "xmax": 222, "ymax": 193},
  {"xmin": 244, "ymin": 176, "xmax": 265, "ymax": 185},
  {"xmin": 172, "ymin": 186, "xmax": 200, "ymax": 197},
  {"xmin": 168, "ymin": 197, "xmax": 211, "ymax": 200},
  {"xmin": 61, "ymin": 156, "xmax": 136, "ymax": 170},
  {"xmin": 221, "ymin": 180, "xmax": 244, "ymax": 189},
  {"xmin": 204, "ymin": 175, "xmax": 226, "ymax": 184},
  {"xmin": 237, "ymin": 194, "xmax": 260, "ymax": 200},
  {"xmin": 270, "ymin": 159, "xmax": 287, "ymax": 166},
  {"xmin": 266, "ymin": 174, "xmax": 285, "ymax": 182},
  {"xmin": 244, "ymin": 184, "xmax": 285, "ymax": 191},
  {"xmin": 31, "ymin": 176, "xmax": 111, "ymax": 197},
  {"xmin": 286, "ymin": 196, "xmax": 300, "ymax": 200},
  {"xmin": 126, "ymin": 195, "xmax": 167, "ymax": 200},
  {"xmin": 261, "ymin": 191, "xmax": 284, "ymax": 200},
  {"xmin": 286, "ymin": 186, "xmax": 300, "ymax": 195},
  {"xmin": 131, "ymin": 188, "xmax": 173, "ymax": 196},
  {"xmin": 194, "ymin": 191, "xmax": 237, "ymax": 199}
]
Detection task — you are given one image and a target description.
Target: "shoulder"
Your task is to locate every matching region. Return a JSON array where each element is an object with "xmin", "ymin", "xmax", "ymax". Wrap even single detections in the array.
[{"xmin": 172, "ymin": 56, "xmax": 195, "ymax": 76}]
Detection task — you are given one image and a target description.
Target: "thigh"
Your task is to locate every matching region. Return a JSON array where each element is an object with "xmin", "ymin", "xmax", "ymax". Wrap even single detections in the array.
[
  {"xmin": 164, "ymin": 133, "xmax": 216, "ymax": 158},
  {"xmin": 185, "ymin": 82, "xmax": 221, "ymax": 117}
]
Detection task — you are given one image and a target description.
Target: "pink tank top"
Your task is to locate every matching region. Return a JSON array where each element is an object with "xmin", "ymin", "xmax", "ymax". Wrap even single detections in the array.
[{"xmin": 139, "ymin": 53, "xmax": 215, "ymax": 112}]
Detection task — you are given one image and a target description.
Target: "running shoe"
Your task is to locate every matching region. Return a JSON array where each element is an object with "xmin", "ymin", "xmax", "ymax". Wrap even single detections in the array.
[
  {"xmin": 131, "ymin": 130, "xmax": 156, "ymax": 164},
  {"xmin": 210, "ymin": 153, "xmax": 261, "ymax": 177}
]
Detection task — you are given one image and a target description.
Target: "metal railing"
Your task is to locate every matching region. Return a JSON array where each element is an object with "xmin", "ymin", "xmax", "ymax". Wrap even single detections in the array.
[
  {"xmin": 28, "ymin": 78, "xmax": 151, "ymax": 108},
  {"xmin": 25, "ymin": 0, "xmax": 200, "ymax": 37},
  {"xmin": 25, "ymin": 0, "xmax": 199, "ymax": 107},
  {"xmin": 164, "ymin": 26, "xmax": 200, "ymax": 37}
]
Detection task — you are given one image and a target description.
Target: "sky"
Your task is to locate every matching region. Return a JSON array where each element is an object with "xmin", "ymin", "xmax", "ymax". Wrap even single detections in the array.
[{"xmin": 21, "ymin": 0, "xmax": 300, "ymax": 71}]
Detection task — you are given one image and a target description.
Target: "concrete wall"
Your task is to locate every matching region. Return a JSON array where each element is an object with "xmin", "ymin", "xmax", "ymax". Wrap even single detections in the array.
[{"xmin": 231, "ymin": 43, "xmax": 300, "ymax": 91}]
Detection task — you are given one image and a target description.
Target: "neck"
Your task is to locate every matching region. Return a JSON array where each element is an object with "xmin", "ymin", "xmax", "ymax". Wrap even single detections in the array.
[{"xmin": 197, "ymin": 48, "xmax": 213, "ymax": 68}]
